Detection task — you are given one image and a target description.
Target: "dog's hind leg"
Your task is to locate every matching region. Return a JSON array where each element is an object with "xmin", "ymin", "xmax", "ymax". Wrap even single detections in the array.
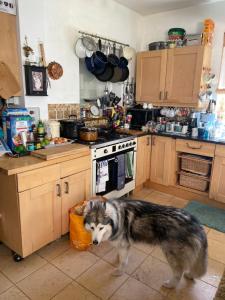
[
  {"xmin": 162, "ymin": 249, "xmax": 184, "ymax": 289},
  {"xmin": 184, "ymin": 247, "xmax": 208, "ymax": 280},
  {"xmin": 113, "ymin": 242, "xmax": 130, "ymax": 276}
]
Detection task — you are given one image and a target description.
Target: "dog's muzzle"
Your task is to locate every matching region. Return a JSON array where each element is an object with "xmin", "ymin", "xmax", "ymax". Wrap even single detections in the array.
[{"xmin": 93, "ymin": 240, "xmax": 98, "ymax": 245}]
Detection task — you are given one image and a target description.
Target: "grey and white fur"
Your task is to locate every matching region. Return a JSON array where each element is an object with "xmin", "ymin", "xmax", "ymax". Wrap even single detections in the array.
[{"xmin": 84, "ymin": 198, "xmax": 207, "ymax": 288}]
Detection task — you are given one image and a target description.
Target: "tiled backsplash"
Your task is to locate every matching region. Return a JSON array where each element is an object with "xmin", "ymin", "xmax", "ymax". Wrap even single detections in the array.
[{"xmin": 48, "ymin": 104, "xmax": 81, "ymax": 120}]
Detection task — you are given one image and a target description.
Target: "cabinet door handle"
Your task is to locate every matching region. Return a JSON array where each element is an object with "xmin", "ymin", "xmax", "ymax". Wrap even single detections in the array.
[
  {"xmin": 159, "ymin": 91, "xmax": 162, "ymax": 100},
  {"xmin": 147, "ymin": 136, "xmax": 150, "ymax": 146},
  {"xmin": 186, "ymin": 142, "xmax": 202, "ymax": 150},
  {"xmin": 164, "ymin": 91, "xmax": 168, "ymax": 100},
  {"xmin": 56, "ymin": 184, "xmax": 61, "ymax": 197},
  {"xmin": 64, "ymin": 182, "xmax": 69, "ymax": 194},
  {"xmin": 152, "ymin": 136, "xmax": 155, "ymax": 146}
]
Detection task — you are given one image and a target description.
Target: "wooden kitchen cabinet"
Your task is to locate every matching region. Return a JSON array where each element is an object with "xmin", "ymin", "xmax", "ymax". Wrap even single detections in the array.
[
  {"xmin": 136, "ymin": 50, "xmax": 167, "ymax": 103},
  {"xmin": 136, "ymin": 135, "xmax": 151, "ymax": 187},
  {"xmin": 136, "ymin": 45, "xmax": 211, "ymax": 107},
  {"xmin": 210, "ymin": 150, "xmax": 225, "ymax": 203},
  {"xmin": 150, "ymin": 136, "xmax": 176, "ymax": 186},
  {"xmin": 19, "ymin": 181, "xmax": 62, "ymax": 257},
  {"xmin": 61, "ymin": 170, "xmax": 91, "ymax": 235},
  {"xmin": 0, "ymin": 12, "xmax": 21, "ymax": 96}
]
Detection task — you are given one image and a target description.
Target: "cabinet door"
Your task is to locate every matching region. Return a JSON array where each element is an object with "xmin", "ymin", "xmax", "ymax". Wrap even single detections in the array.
[
  {"xmin": 61, "ymin": 170, "xmax": 91, "ymax": 234},
  {"xmin": 136, "ymin": 135, "xmax": 151, "ymax": 187},
  {"xmin": 210, "ymin": 156, "xmax": 225, "ymax": 203},
  {"xmin": 19, "ymin": 180, "xmax": 61, "ymax": 257},
  {"xmin": 136, "ymin": 50, "xmax": 167, "ymax": 103},
  {"xmin": 0, "ymin": 12, "xmax": 21, "ymax": 96},
  {"xmin": 150, "ymin": 136, "xmax": 176, "ymax": 186},
  {"xmin": 165, "ymin": 46, "xmax": 204, "ymax": 105}
]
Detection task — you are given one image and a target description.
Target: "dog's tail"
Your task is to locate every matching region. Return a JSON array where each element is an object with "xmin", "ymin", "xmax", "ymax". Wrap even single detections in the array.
[{"xmin": 189, "ymin": 235, "xmax": 208, "ymax": 278}]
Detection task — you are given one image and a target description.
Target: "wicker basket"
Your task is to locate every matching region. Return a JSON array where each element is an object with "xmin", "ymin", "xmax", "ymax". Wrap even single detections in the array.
[
  {"xmin": 179, "ymin": 171, "xmax": 209, "ymax": 192},
  {"xmin": 180, "ymin": 154, "xmax": 212, "ymax": 176}
]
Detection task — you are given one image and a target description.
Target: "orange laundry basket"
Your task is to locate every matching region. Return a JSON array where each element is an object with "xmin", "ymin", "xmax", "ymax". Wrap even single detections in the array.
[{"xmin": 69, "ymin": 202, "xmax": 92, "ymax": 251}]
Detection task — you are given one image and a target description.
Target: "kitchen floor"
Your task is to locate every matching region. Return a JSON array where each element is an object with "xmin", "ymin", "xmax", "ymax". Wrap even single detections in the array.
[{"xmin": 0, "ymin": 189, "xmax": 225, "ymax": 300}]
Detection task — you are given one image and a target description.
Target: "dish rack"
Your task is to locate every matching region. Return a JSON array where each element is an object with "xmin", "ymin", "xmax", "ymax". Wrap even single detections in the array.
[{"xmin": 178, "ymin": 154, "xmax": 212, "ymax": 192}]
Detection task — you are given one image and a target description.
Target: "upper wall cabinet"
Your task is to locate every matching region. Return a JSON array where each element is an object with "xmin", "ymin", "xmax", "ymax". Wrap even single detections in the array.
[
  {"xmin": 136, "ymin": 45, "xmax": 211, "ymax": 107},
  {"xmin": 0, "ymin": 12, "xmax": 22, "ymax": 96},
  {"xmin": 136, "ymin": 50, "xmax": 167, "ymax": 103}
]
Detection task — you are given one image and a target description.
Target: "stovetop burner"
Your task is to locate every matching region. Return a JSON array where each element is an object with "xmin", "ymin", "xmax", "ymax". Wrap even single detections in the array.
[{"xmin": 75, "ymin": 132, "xmax": 135, "ymax": 148}]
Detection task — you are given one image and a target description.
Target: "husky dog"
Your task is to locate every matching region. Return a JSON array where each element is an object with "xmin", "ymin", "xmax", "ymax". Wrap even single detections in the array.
[{"xmin": 84, "ymin": 198, "xmax": 207, "ymax": 288}]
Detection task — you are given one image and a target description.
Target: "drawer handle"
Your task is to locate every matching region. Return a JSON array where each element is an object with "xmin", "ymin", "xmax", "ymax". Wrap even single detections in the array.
[
  {"xmin": 186, "ymin": 142, "xmax": 202, "ymax": 150},
  {"xmin": 64, "ymin": 182, "xmax": 69, "ymax": 194},
  {"xmin": 159, "ymin": 91, "xmax": 162, "ymax": 100},
  {"xmin": 152, "ymin": 136, "xmax": 155, "ymax": 146},
  {"xmin": 56, "ymin": 184, "xmax": 61, "ymax": 197}
]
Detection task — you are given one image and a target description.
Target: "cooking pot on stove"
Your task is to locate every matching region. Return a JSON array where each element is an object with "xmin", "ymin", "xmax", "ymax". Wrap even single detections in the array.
[
  {"xmin": 59, "ymin": 116, "xmax": 85, "ymax": 139},
  {"xmin": 79, "ymin": 127, "xmax": 98, "ymax": 142}
]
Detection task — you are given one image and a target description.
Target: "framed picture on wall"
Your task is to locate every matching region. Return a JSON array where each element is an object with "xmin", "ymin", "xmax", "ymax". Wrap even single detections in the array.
[{"xmin": 24, "ymin": 65, "xmax": 48, "ymax": 96}]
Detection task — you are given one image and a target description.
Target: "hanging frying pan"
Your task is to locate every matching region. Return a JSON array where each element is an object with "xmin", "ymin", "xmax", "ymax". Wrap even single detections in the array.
[
  {"xmin": 119, "ymin": 66, "xmax": 129, "ymax": 82},
  {"xmin": 95, "ymin": 64, "xmax": 114, "ymax": 82},
  {"xmin": 110, "ymin": 66, "xmax": 123, "ymax": 83}
]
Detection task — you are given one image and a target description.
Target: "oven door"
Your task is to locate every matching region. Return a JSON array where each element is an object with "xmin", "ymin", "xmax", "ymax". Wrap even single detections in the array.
[{"xmin": 92, "ymin": 149, "xmax": 135, "ymax": 196}]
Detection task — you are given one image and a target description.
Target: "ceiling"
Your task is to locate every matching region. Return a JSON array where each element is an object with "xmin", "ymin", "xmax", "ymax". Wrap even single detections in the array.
[{"xmin": 114, "ymin": 0, "xmax": 222, "ymax": 16}]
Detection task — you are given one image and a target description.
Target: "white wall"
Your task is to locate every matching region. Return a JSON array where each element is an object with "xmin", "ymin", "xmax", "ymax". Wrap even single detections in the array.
[
  {"xmin": 141, "ymin": 1, "xmax": 225, "ymax": 84},
  {"xmin": 17, "ymin": 0, "xmax": 142, "ymax": 119}
]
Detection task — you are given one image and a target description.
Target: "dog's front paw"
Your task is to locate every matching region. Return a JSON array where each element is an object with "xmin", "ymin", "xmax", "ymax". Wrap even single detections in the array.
[
  {"xmin": 112, "ymin": 269, "xmax": 124, "ymax": 277},
  {"xmin": 162, "ymin": 279, "xmax": 177, "ymax": 289}
]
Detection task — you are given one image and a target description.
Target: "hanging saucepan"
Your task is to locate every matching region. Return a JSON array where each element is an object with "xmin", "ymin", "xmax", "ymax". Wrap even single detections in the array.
[
  {"xmin": 110, "ymin": 45, "xmax": 128, "ymax": 82},
  {"xmin": 95, "ymin": 43, "xmax": 114, "ymax": 82},
  {"xmin": 108, "ymin": 43, "xmax": 119, "ymax": 67},
  {"xmin": 85, "ymin": 39, "xmax": 107, "ymax": 75}
]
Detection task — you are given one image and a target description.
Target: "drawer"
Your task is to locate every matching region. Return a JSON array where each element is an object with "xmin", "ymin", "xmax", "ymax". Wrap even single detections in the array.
[
  {"xmin": 60, "ymin": 155, "xmax": 91, "ymax": 178},
  {"xmin": 215, "ymin": 144, "xmax": 225, "ymax": 157},
  {"xmin": 176, "ymin": 139, "xmax": 215, "ymax": 157},
  {"xmin": 17, "ymin": 164, "xmax": 60, "ymax": 192}
]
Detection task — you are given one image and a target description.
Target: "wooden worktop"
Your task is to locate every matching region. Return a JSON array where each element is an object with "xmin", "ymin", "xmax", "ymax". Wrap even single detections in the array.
[{"xmin": 0, "ymin": 143, "xmax": 90, "ymax": 176}]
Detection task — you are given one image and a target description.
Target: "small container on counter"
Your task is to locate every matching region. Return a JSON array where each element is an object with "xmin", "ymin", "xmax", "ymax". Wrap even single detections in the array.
[
  {"xmin": 48, "ymin": 120, "xmax": 60, "ymax": 138},
  {"xmin": 26, "ymin": 142, "xmax": 35, "ymax": 152}
]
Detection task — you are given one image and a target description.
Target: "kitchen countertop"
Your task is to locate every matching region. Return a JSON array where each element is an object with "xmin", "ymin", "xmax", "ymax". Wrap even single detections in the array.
[
  {"xmin": 117, "ymin": 128, "xmax": 225, "ymax": 145},
  {"xmin": 0, "ymin": 143, "xmax": 90, "ymax": 176}
]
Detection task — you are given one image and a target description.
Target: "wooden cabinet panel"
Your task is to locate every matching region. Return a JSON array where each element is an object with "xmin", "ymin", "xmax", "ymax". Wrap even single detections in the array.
[
  {"xmin": 17, "ymin": 164, "xmax": 61, "ymax": 192},
  {"xmin": 165, "ymin": 46, "xmax": 204, "ymax": 105},
  {"xmin": 0, "ymin": 12, "xmax": 21, "ymax": 96},
  {"xmin": 176, "ymin": 139, "xmax": 215, "ymax": 157},
  {"xmin": 61, "ymin": 169, "xmax": 91, "ymax": 234},
  {"xmin": 150, "ymin": 136, "xmax": 176, "ymax": 186},
  {"xmin": 19, "ymin": 180, "xmax": 61, "ymax": 257},
  {"xmin": 60, "ymin": 155, "xmax": 91, "ymax": 178},
  {"xmin": 210, "ymin": 156, "xmax": 225, "ymax": 203},
  {"xmin": 136, "ymin": 135, "xmax": 151, "ymax": 187},
  {"xmin": 136, "ymin": 50, "xmax": 167, "ymax": 103}
]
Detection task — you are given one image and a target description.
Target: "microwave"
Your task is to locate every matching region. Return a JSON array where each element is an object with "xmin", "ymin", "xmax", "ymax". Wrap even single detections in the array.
[{"xmin": 127, "ymin": 108, "xmax": 161, "ymax": 130}]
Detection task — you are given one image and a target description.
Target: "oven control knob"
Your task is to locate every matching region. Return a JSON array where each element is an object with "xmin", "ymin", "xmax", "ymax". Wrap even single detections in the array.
[
  {"xmin": 133, "ymin": 141, "xmax": 136, "ymax": 145},
  {"xmin": 122, "ymin": 144, "xmax": 125, "ymax": 148},
  {"xmin": 129, "ymin": 142, "xmax": 132, "ymax": 146},
  {"xmin": 126, "ymin": 143, "xmax": 129, "ymax": 147},
  {"xmin": 104, "ymin": 149, "xmax": 108, "ymax": 154},
  {"xmin": 118, "ymin": 145, "xmax": 122, "ymax": 149}
]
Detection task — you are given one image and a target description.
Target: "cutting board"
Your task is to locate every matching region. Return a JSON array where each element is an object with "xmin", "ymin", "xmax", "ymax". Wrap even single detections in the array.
[{"xmin": 31, "ymin": 144, "xmax": 90, "ymax": 160}]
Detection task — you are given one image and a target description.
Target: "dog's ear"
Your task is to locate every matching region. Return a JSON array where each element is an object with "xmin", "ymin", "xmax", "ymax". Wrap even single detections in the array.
[
  {"xmin": 102, "ymin": 201, "xmax": 106, "ymax": 210},
  {"xmin": 84, "ymin": 200, "xmax": 94, "ymax": 215}
]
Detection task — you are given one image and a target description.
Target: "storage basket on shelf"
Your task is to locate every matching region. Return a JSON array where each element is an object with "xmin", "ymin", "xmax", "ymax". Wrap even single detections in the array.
[
  {"xmin": 179, "ymin": 171, "xmax": 209, "ymax": 192},
  {"xmin": 180, "ymin": 154, "xmax": 212, "ymax": 176}
]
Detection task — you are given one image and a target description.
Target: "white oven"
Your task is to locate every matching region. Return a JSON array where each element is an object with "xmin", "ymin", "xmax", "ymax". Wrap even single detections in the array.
[{"xmin": 91, "ymin": 137, "xmax": 137, "ymax": 198}]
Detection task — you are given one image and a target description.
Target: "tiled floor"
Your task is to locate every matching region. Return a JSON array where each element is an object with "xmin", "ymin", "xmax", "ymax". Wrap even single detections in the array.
[{"xmin": 0, "ymin": 188, "xmax": 225, "ymax": 299}]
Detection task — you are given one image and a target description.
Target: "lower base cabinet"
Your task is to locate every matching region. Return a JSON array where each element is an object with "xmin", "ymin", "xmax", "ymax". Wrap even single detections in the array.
[
  {"xmin": 210, "ymin": 156, "xmax": 225, "ymax": 203},
  {"xmin": 19, "ymin": 180, "xmax": 62, "ymax": 257},
  {"xmin": 61, "ymin": 170, "xmax": 91, "ymax": 235},
  {"xmin": 136, "ymin": 135, "xmax": 151, "ymax": 187},
  {"xmin": 18, "ymin": 169, "xmax": 91, "ymax": 257},
  {"xmin": 150, "ymin": 136, "xmax": 176, "ymax": 186}
]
